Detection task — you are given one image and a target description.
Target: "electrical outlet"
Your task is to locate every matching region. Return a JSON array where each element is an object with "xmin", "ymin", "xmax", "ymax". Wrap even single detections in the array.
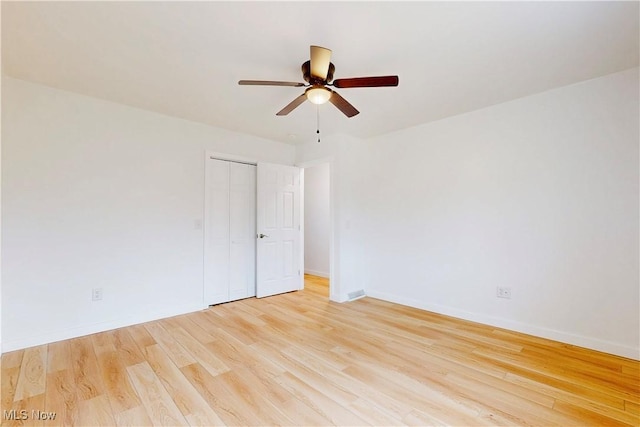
[
  {"xmin": 496, "ymin": 286, "xmax": 511, "ymax": 299},
  {"xmin": 92, "ymin": 288, "xmax": 103, "ymax": 301}
]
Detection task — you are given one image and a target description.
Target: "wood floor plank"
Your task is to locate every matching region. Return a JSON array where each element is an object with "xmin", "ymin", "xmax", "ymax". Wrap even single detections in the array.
[
  {"xmin": 273, "ymin": 371, "xmax": 369, "ymax": 426},
  {"xmin": 475, "ymin": 347, "xmax": 633, "ymax": 407},
  {"xmin": 44, "ymin": 368, "xmax": 78, "ymax": 427},
  {"xmin": 505, "ymin": 372, "xmax": 639, "ymax": 425},
  {"xmin": 69, "ymin": 336, "xmax": 105, "ymax": 401},
  {"xmin": 1, "ymin": 366, "xmax": 21, "ymax": 423},
  {"xmin": 552, "ymin": 399, "xmax": 635, "ymax": 427},
  {"xmin": 114, "ymin": 405, "xmax": 153, "ymax": 427},
  {"xmin": 200, "ymin": 310, "xmax": 260, "ymax": 346},
  {"xmin": 76, "ymin": 394, "xmax": 116, "ymax": 427},
  {"xmin": 276, "ymin": 396, "xmax": 334, "ymax": 426},
  {"xmin": 1, "ymin": 351, "xmax": 24, "ymax": 370},
  {"xmin": 402, "ymin": 408, "xmax": 451, "ymax": 426},
  {"xmin": 625, "ymin": 400, "xmax": 640, "ymax": 415},
  {"xmin": 13, "ymin": 346, "xmax": 47, "ymax": 401},
  {"xmin": 445, "ymin": 371, "xmax": 582, "ymax": 426},
  {"xmin": 262, "ymin": 342, "xmax": 415, "ymax": 421},
  {"xmin": 215, "ymin": 368, "xmax": 293, "ymax": 426},
  {"xmin": 210, "ymin": 328, "xmax": 286, "ymax": 380},
  {"xmin": 126, "ymin": 324, "xmax": 157, "ymax": 352},
  {"xmin": 95, "ymin": 350, "xmax": 141, "ymax": 414},
  {"xmin": 476, "ymin": 346, "xmax": 639, "ymax": 401},
  {"xmin": 383, "ymin": 338, "xmax": 558, "ymax": 412},
  {"xmin": 91, "ymin": 332, "xmax": 117, "ymax": 356},
  {"xmin": 166, "ymin": 327, "xmax": 229, "ymax": 377},
  {"xmin": 341, "ymin": 358, "xmax": 497, "ymax": 426},
  {"xmin": 347, "ymin": 397, "xmax": 405, "ymax": 426},
  {"xmin": 175, "ymin": 313, "xmax": 218, "ymax": 344},
  {"xmin": 180, "ymin": 363, "xmax": 264, "ymax": 426},
  {"xmin": 279, "ymin": 344, "xmax": 361, "ymax": 404},
  {"xmin": 622, "ymin": 365, "xmax": 640, "ymax": 376},
  {"xmin": 110, "ymin": 329, "xmax": 146, "ymax": 366},
  {"xmin": 207, "ymin": 337, "xmax": 291, "ymax": 407},
  {"xmin": 46, "ymin": 341, "xmax": 71, "ymax": 374},
  {"xmin": 144, "ymin": 344, "xmax": 225, "ymax": 426},
  {"xmin": 126, "ymin": 362, "xmax": 188, "ymax": 427},
  {"xmin": 521, "ymin": 346, "xmax": 634, "ymax": 381},
  {"xmin": 143, "ymin": 323, "xmax": 196, "ymax": 369}
]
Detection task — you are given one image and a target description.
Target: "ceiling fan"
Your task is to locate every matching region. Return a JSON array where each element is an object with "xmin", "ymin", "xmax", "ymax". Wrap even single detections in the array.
[{"xmin": 239, "ymin": 45, "xmax": 399, "ymax": 118}]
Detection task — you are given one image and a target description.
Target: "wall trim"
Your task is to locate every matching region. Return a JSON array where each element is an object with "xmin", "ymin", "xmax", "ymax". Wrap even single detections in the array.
[
  {"xmin": 366, "ymin": 289, "xmax": 640, "ymax": 361},
  {"xmin": 2, "ymin": 302, "xmax": 203, "ymax": 353}
]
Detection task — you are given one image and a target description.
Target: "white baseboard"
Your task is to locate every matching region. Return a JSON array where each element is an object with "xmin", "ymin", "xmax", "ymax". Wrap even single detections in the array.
[
  {"xmin": 304, "ymin": 269, "xmax": 330, "ymax": 278},
  {"xmin": 1, "ymin": 302, "xmax": 203, "ymax": 353},
  {"xmin": 366, "ymin": 289, "xmax": 640, "ymax": 361}
]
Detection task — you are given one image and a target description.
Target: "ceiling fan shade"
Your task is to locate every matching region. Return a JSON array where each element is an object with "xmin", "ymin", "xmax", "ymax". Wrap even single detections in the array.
[
  {"xmin": 310, "ymin": 45, "xmax": 332, "ymax": 80},
  {"xmin": 333, "ymin": 75, "xmax": 399, "ymax": 88},
  {"xmin": 238, "ymin": 45, "xmax": 397, "ymax": 118}
]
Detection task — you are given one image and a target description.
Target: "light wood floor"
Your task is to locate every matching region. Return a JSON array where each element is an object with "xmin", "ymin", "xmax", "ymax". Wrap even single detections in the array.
[{"xmin": 1, "ymin": 275, "xmax": 638, "ymax": 426}]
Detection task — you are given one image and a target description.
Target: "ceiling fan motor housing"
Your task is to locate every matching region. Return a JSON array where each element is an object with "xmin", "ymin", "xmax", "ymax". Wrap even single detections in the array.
[{"xmin": 302, "ymin": 60, "xmax": 335, "ymax": 84}]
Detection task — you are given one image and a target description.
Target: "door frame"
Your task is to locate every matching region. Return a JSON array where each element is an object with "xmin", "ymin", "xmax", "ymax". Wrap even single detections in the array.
[{"xmin": 297, "ymin": 157, "xmax": 336, "ymax": 301}]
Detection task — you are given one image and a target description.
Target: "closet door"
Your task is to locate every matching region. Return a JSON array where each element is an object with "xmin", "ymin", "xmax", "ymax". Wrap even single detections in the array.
[
  {"xmin": 204, "ymin": 157, "xmax": 256, "ymax": 306},
  {"xmin": 229, "ymin": 162, "xmax": 256, "ymax": 301},
  {"xmin": 204, "ymin": 159, "xmax": 230, "ymax": 305}
]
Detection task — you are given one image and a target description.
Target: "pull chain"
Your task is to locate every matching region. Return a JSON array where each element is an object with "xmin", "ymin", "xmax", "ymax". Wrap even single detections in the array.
[{"xmin": 316, "ymin": 104, "xmax": 321, "ymax": 143}]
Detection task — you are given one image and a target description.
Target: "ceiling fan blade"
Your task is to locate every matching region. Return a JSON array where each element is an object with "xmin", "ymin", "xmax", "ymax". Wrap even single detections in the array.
[
  {"xmin": 276, "ymin": 93, "xmax": 307, "ymax": 116},
  {"xmin": 310, "ymin": 45, "xmax": 332, "ymax": 80},
  {"xmin": 329, "ymin": 90, "xmax": 359, "ymax": 118},
  {"xmin": 239, "ymin": 80, "xmax": 305, "ymax": 87},
  {"xmin": 333, "ymin": 76, "xmax": 399, "ymax": 88}
]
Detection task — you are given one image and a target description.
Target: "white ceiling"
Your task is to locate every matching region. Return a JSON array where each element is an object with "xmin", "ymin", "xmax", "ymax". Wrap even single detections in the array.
[{"xmin": 2, "ymin": 1, "xmax": 638, "ymax": 145}]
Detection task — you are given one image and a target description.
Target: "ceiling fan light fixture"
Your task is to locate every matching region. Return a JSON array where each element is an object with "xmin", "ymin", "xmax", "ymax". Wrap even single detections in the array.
[
  {"xmin": 306, "ymin": 87, "xmax": 332, "ymax": 105},
  {"xmin": 240, "ymin": 45, "xmax": 397, "ymax": 117}
]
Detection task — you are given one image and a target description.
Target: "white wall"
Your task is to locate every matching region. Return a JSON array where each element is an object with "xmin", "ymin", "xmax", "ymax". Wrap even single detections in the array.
[
  {"xmin": 304, "ymin": 163, "xmax": 330, "ymax": 278},
  {"xmin": 1, "ymin": 77, "xmax": 295, "ymax": 352},
  {"xmin": 362, "ymin": 68, "xmax": 639, "ymax": 359}
]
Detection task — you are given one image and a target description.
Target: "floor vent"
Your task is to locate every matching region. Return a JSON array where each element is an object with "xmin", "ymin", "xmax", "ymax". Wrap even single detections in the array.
[{"xmin": 347, "ymin": 290, "xmax": 365, "ymax": 301}]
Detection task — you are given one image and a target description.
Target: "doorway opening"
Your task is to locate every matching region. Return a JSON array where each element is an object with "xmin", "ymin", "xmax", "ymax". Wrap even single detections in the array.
[{"xmin": 302, "ymin": 161, "xmax": 331, "ymax": 299}]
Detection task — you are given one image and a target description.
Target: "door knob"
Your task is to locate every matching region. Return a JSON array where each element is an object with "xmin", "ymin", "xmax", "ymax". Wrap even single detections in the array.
[{"xmin": 258, "ymin": 233, "xmax": 269, "ymax": 239}]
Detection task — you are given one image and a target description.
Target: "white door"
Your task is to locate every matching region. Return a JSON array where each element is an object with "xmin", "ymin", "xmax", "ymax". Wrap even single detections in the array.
[
  {"xmin": 204, "ymin": 159, "xmax": 230, "ymax": 305},
  {"xmin": 256, "ymin": 162, "xmax": 302, "ymax": 298},
  {"xmin": 229, "ymin": 162, "xmax": 256, "ymax": 301},
  {"xmin": 204, "ymin": 158, "xmax": 256, "ymax": 305}
]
